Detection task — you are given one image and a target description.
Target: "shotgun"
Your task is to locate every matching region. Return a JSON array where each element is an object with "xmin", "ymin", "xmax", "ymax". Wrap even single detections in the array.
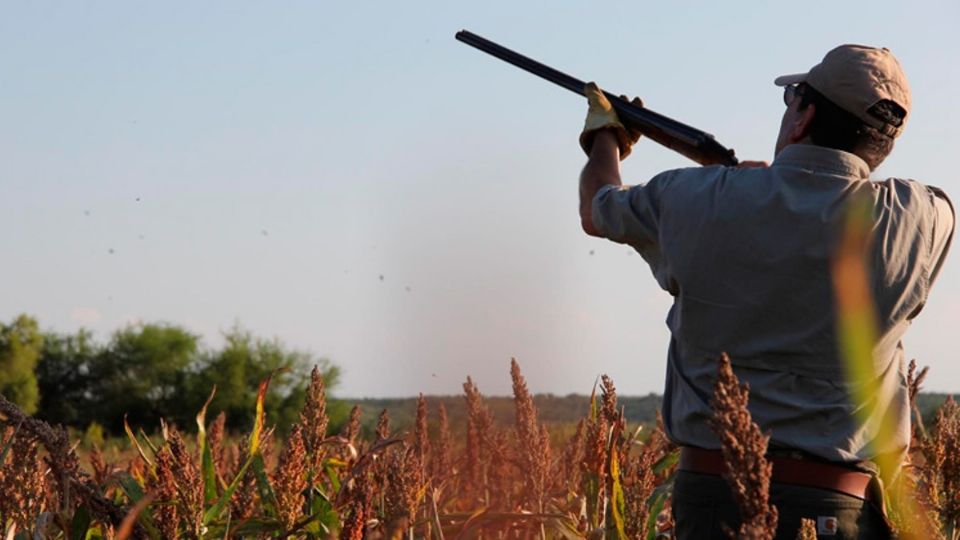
[{"xmin": 455, "ymin": 30, "xmax": 738, "ymax": 166}]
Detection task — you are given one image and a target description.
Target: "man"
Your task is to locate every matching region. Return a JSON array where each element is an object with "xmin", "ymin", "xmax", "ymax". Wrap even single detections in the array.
[{"xmin": 578, "ymin": 45, "xmax": 954, "ymax": 539}]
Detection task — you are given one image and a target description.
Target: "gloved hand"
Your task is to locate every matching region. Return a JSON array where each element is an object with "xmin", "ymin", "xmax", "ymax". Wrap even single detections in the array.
[{"xmin": 579, "ymin": 82, "xmax": 643, "ymax": 160}]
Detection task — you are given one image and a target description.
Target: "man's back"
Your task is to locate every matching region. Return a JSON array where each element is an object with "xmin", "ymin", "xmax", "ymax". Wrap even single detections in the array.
[
  {"xmin": 577, "ymin": 42, "xmax": 955, "ymax": 539},
  {"xmin": 592, "ymin": 143, "xmax": 954, "ymax": 462}
]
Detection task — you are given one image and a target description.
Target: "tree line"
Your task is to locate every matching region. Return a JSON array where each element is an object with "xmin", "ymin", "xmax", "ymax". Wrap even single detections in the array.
[
  {"xmin": 3, "ymin": 313, "xmax": 953, "ymax": 439},
  {"xmin": 0, "ymin": 314, "xmax": 343, "ymax": 435},
  {"xmin": 351, "ymin": 393, "xmax": 662, "ymax": 432}
]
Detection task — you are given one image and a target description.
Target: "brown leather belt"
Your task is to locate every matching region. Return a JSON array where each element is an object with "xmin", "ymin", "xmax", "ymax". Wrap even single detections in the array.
[{"xmin": 679, "ymin": 446, "xmax": 878, "ymax": 503}]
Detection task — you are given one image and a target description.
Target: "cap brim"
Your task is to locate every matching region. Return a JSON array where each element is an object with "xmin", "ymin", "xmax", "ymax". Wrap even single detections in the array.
[{"xmin": 774, "ymin": 73, "xmax": 808, "ymax": 87}]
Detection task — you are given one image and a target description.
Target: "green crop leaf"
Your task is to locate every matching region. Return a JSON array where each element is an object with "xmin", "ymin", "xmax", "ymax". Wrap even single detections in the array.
[
  {"xmin": 70, "ymin": 505, "xmax": 91, "ymax": 540},
  {"xmin": 123, "ymin": 416, "xmax": 154, "ymax": 469},
  {"xmin": 588, "ymin": 381, "xmax": 599, "ymax": 423},
  {"xmin": 202, "ymin": 373, "xmax": 274, "ymax": 525},
  {"xmin": 114, "ymin": 473, "xmax": 161, "ymax": 538},
  {"xmin": 324, "ymin": 460, "xmax": 342, "ymax": 494},
  {"xmin": 0, "ymin": 420, "xmax": 21, "ymax": 466},
  {"xmin": 291, "ymin": 499, "xmax": 340, "ymax": 538},
  {"xmin": 249, "ymin": 373, "xmax": 273, "ymax": 455},
  {"xmin": 303, "ymin": 493, "xmax": 339, "ymax": 535},
  {"xmin": 831, "ymin": 192, "xmax": 939, "ymax": 540},
  {"xmin": 606, "ymin": 445, "xmax": 627, "ymax": 539},
  {"xmin": 138, "ymin": 428, "xmax": 160, "ymax": 456},
  {"xmin": 195, "ymin": 385, "xmax": 219, "ymax": 505},
  {"xmin": 202, "ymin": 449, "xmax": 257, "ymax": 525},
  {"xmin": 117, "ymin": 472, "xmax": 147, "ymax": 503},
  {"xmin": 227, "ymin": 517, "xmax": 285, "ymax": 537},
  {"xmin": 651, "ymin": 448, "xmax": 679, "ymax": 476},
  {"xmin": 644, "ymin": 490, "xmax": 668, "ymax": 540},
  {"xmin": 252, "ymin": 452, "xmax": 278, "ymax": 517}
]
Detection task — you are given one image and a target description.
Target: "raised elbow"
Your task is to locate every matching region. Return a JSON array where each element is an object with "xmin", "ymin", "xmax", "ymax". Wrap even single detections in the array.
[{"xmin": 581, "ymin": 214, "xmax": 602, "ymax": 237}]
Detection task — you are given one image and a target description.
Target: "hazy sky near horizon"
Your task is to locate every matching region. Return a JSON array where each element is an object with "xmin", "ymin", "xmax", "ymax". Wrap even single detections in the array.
[{"xmin": 2, "ymin": 1, "xmax": 957, "ymax": 397}]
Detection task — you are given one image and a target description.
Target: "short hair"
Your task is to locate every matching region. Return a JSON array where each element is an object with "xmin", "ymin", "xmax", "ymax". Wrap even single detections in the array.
[{"xmin": 797, "ymin": 84, "xmax": 906, "ymax": 170}]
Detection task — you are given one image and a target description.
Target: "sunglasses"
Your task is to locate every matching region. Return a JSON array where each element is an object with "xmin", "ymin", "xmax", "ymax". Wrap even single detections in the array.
[{"xmin": 783, "ymin": 83, "xmax": 804, "ymax": 107}]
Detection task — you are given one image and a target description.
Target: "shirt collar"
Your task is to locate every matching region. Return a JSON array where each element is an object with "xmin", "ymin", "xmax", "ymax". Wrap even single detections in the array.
[{"xmin": 772, "ymin": 144, "xmax": 871, "ymax": 179}]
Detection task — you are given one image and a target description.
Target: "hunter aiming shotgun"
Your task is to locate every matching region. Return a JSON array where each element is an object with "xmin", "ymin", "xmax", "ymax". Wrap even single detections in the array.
[{"xmin": 455, "ymin": 30, "xmax": 739, "ymax": 166}]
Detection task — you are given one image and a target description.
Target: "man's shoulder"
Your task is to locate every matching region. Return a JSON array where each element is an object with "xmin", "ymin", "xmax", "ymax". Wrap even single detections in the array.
[
  {"xmin": 871, "ymin": 177, "xmax": 953, "ymax": 212},
  {"xmin": 871, "ymin": 176, "xmax": 931, "ymax": 191},
  {"xmin": 655, "ymin": 164, "xmax": 734, "ymax": 181},
  {"xmin": 870, "ymin": 178, "xmax": 955, "ymax": 276},
  {"xmin": 650, "ymin": 164, "xmax": 763, "ymax": 195}
]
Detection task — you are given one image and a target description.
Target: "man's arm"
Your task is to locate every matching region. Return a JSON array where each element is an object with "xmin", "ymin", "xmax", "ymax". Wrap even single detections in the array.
[
  {"xmin": 579, "ymin": 130, "xmax": 623, "ymax": 236},
  {"xmin": 928, "ymin": 187, "xmax": 955, "ymax": 285}
]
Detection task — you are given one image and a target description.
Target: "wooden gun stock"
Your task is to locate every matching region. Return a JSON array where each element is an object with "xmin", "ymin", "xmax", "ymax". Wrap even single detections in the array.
[{"xmin": 455, "ymin": 30, "xmax": 738, "ymax": 167}]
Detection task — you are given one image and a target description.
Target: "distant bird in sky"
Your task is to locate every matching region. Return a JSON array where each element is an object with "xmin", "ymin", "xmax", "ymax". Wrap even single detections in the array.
[{"xmin": 379, "ymin": 274, "xmax": 384, "ymax": 282}]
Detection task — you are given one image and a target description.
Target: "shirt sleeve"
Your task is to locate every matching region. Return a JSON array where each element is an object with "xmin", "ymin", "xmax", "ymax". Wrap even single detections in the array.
[
  {"xmin": 927, "ymin": 186, "xmax": 955, "ymax": 286},
  {"xmin": 590, "ymin": 170, "xmax": 682, "ymax": 294},
  {"xmin": 590, "ymin": 170, "xmax": 676, "ymax": 249}
]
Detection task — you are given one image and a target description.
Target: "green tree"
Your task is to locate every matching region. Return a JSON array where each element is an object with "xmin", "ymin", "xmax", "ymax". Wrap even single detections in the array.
[
  {"xmin": 88, "ymin": 323, "xmax": 199, "ymax": 431},
  {"xmin": 0, "ymin": 314, "xmax": 43, "ymax": 414},
  {"xmin": 194, "ymin": 325, "xmax": 341, "ymax": 434},
  {"xmin": 31, "ymin": 317, "xmax": 345, "ymax": 435},
  {"xmin": 35, "ymin": 328, "xmax": 100, "ymax": 426}
]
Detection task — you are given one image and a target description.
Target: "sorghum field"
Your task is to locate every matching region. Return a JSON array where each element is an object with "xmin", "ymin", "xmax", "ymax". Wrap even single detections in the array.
[{"xmin": 0, "ymin": 358, "xmax": 957, "ymax": 539}]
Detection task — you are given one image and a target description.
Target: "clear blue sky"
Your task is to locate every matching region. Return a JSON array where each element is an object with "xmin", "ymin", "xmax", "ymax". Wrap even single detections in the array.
[{"xmin": 1, "ymin": 1, "xmax": 957, "ymax": 397}]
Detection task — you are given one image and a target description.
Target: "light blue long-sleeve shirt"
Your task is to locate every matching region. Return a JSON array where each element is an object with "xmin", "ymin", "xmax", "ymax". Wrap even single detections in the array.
[{"xmin": 591, "ymin": 143, "xmax": 954, "ymax": 463}]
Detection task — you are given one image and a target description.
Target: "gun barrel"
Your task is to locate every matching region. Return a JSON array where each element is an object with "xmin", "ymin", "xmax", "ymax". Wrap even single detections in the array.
[{"xmin": 455, "ymin": 30, "xmax": 738, "ymax": 166}]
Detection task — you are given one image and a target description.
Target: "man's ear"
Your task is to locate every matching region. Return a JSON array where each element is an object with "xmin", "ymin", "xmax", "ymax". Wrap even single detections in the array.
[{"xmin": 790, "ymin": 103, "xmax": 816, "ymax": 143}]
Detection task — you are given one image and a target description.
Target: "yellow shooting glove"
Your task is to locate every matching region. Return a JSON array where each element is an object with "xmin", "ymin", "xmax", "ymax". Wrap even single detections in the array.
[{"xmin": 579, "ymin": 82, "xmax": 643, "ymax": 160}]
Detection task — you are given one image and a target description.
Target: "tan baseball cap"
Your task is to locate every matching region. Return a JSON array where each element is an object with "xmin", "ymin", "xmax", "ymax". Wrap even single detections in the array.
[{"xmin": 774, "ymin": 44, "xmax": 911, "ymax": 138}]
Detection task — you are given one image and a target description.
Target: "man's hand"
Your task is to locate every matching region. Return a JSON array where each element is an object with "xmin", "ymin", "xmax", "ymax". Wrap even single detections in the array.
[
  {"xmin": 736, "ymin": 160, "xmax": 770, "ymax": 168},
  {"xmin": 580, "ymin": 82, "xmax": 643, "ymax": 160}
]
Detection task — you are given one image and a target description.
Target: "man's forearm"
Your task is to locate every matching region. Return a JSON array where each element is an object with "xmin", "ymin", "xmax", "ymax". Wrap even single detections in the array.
[{"xmin": 579, "ymin": 130, "xmax": 623, "ymax": 236}]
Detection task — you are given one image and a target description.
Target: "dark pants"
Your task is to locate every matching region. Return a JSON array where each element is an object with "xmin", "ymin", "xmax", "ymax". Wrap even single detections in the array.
[{"xmin": 672, "ymin": 471, "xmax": 891, "ymax": 540}]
